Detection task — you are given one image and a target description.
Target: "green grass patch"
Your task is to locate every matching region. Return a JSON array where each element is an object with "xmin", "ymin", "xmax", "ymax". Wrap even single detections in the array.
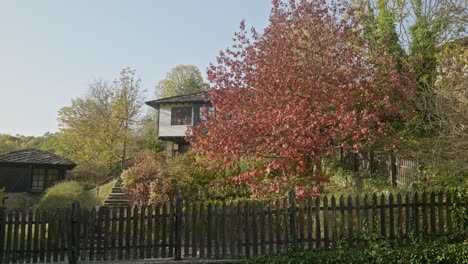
[
  {"xmin": 87, "ymin": 179, "xmax": 117, "ymax": 204},
  {"xmin": 37, "ymin": 181, "xmax": 100, "ymax": 212}
]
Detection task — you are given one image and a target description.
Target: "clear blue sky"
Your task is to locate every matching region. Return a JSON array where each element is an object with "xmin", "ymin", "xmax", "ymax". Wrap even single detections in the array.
[{"xmin": 0, "ymin": 0, "xmax": 271, "ymax": 136}]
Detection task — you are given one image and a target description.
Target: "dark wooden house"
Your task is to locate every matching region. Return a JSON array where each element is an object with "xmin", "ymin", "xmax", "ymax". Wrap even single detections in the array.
[{"xmin": 0, "ymin": 149, "xmax": 76, "ymax": 193}]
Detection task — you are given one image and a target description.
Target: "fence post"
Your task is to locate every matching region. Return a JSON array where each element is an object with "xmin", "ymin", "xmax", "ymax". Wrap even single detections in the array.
[
  {"xmin": 0, "ymin": 206, "xmax": 5, "ymax": 264},
  {"xmin": 69, "ymin": 202, "xmax": 81, "ymax": 264},
  {"xmin": 289, "ymin": 191, "xmax": 297, "ymax": 246},
  {"xmin": 174, "ymin": 197, "xmax": 183, "ymax": 261},
  {"xmin": 390, "ymin": 153, "xmax": 397, "ymax": 186}
]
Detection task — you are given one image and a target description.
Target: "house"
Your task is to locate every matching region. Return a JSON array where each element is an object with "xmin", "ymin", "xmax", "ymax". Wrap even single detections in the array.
[
  {"xmin": 145, "ymin": 91, "xmax": 212, "ymax": 156},
  {"xmin": 0, "ymin": 149, "xmax": 76, "ymax": 194}
]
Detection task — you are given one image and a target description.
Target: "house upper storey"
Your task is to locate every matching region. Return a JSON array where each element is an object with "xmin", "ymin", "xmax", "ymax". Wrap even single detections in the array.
[{"xmin": 145, "ymin": 92, "xmax": 212, "ymax": 140}]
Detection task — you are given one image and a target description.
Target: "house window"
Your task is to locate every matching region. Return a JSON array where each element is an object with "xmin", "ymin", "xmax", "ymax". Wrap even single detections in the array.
[
  {"xmin": 171, "ymin": 107, "xmax": 192, "ymax": 125},
  {"xmin": 31, "ymin": 168, "xmax": 60, "ymax": 193},
  {"xmin": 31, "ymin": 168, "xmax": 45, "ymax": 193}
]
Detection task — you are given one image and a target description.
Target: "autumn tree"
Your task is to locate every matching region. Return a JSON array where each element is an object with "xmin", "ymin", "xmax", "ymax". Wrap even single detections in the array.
[
  {"xmin": 189, "ymin": 0, "xmax": 416, "ymax": 199},
  {"xmin": 155, "ymin": 65, "xmax": 205, "ymax": 98},
  {"xmin": 47, "ymin": 69, "xmax": 145, "ymax": 183}
]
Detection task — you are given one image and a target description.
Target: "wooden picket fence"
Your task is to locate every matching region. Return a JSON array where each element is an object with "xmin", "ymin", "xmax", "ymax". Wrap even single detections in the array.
[
  {"xmin": 341, "ymin": 149, "xmax": 421, "ymax": 186},
  {"xmin": 0, "ymin": 191, "xmax": 463, "ymax": 263}
]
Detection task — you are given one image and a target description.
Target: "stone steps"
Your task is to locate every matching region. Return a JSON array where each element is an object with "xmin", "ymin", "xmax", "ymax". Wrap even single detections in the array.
[{"xmin": 103, "ymin": 178, "xmax": 130, "ymax": 207}]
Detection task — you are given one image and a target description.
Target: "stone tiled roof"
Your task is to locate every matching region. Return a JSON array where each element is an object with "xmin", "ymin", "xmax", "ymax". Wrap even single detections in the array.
[
  {"xmin": 0, "ymin": 149, "xmax": 76, "ymax": 169},
  {"xmin": 145, "ymin": 91, "xmax": 210, "ymax": 109}
]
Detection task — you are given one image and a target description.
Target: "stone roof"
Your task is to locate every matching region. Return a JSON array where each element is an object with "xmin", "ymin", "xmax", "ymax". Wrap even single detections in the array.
[
  {"xmin": 145, "ymin": 91, "xmax": 210, "ymax": 110},
  {"xmin": 0, "ymin": 149, "xmax": 76, "ymax": 169}
]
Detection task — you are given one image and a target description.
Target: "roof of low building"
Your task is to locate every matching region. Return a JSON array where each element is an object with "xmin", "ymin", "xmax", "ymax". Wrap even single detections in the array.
[
  {"xmin": 0, "ymin": 149, "xmax": 76, "ymax": 169},
  {"xmin": 145, "ymin": 91, "xmax": 210, "ymax": 110}
]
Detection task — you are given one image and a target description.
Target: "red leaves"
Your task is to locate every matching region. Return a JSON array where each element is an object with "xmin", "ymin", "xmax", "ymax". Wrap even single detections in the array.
[{"xmin": 189, "ymin": 0, "xmax": 416, "ymax": 199}]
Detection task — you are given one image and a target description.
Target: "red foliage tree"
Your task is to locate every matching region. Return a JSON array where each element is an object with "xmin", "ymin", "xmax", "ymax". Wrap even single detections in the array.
[{"xmin": 189, "ymin": 0, "xmax": 416, "ymax": 199}]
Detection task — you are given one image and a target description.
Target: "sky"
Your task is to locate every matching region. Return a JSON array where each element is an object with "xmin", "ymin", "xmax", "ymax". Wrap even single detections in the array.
[{"xmin": 0, "ymin": 0, "xmax": 272, "ymax": 136}]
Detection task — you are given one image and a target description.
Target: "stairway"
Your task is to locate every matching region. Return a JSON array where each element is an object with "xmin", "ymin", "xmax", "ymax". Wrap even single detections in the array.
[{"xmin": 103, "ymin": 177, "xmax": 130, "ymax": 207}]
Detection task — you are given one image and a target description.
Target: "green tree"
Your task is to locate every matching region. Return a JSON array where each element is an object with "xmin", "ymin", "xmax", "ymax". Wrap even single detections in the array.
[
  {"xmin": 375, "ymin": 0, "xmax": 405, "ymax": 59},
  {"xmin": 155, "ymin": 65, "xmax": 204, "ymax": 98},
  {"xmin": 46, "ymin": 69, "xmax": 146, "ymax": 183},
  {"xmin": 112, "ymin": 68, "xmax": 145, "ymax": 171},
  {"xmin": 0, "ymin": 133, "xmax": 54, "ymax": 154}
]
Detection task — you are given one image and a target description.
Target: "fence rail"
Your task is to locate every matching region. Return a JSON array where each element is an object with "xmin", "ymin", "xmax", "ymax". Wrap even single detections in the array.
[{"xmin": 0, "ymin": 191, "xmax": 463, "ymax": 263}]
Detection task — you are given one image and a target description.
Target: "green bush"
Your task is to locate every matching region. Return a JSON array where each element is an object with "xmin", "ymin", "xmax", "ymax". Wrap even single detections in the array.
[
  {"xmin": 36, "ymin": 181, "xmax": 100, "ymax": 212},
  {"xmin": 245, "ymin": 241, "xmax": 468, "ymax": 264}
]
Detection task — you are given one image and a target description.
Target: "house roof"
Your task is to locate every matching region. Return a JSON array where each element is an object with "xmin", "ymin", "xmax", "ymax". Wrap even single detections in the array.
[
  {"xmin": 0, "ymin": 149, "xmax": 76, "ymax": 169},
  {"xmin": 145, "ymin": 91, "xmax": 210, "ymax": 110}
]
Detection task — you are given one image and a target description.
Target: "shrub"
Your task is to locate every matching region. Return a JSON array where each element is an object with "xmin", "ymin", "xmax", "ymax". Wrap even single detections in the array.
[
  {"xmin": 121, "ymin": 150, "xmax": 251, "ymax": 205},
  {"xmin": 121, "ymin": 151, "xmax": 178, "ymax": 205},
  {"xmin": 245, "ymin": 241, "xmax": 468, "ymax": 264},
  {"xmin": 36, "ymin": 181, "xmax": 100, "ymax": 212}
]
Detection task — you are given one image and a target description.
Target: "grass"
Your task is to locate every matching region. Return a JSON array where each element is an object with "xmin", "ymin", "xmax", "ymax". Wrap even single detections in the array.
[
  {"xmin": 36, "ymin": 180, "xmax": 117, "ymax": 212},
  {"xmin": 87, "ymin": 179, "xmax": 117, "ymax": 204}
]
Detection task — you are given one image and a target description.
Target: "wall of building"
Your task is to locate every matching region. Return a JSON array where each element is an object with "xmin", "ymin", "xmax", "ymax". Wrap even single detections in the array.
[
  {"xmin": 159, "ymin": 103, "xmax": 193, "ymax": 137},
  {"xmin": 0, "ymin": 166, "xmax": 31, "ymax": 192}
]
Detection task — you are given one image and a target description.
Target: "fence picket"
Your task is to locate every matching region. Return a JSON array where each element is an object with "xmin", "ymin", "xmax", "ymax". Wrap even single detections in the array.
[
  {"xmin": 438, "ymin": 192, "xmax": 444, "ymax": 235},
  {"xmin": 229, "ymin": 202, "xmax": 235, "ymax": 257},
  {"xmin": 405, "ymin": 193, "xmax": 411, "ymax": 240},
  {"xmin": 275, "ymin": 201, "xmax": 281, "ymax": 252},
  {"xmin": 96, "ymin": 208, "xmax": 103, "ymax": 261},
  {"xmin": 168, "ymin": 203, "xmax": 174, "ymax": 258},
  {"xmin": 397, "ymin": 193, "xmax": 403, "ymax": 239},
  {"xmin": 348, "ymin": 195, "xmax": 353, "ymax": 246},
  {"xmin": 161, "ymin": 204, "xmax": 167, "ymax": 258},
  {"xmin": 323, "ymin": 196, "xmax": 329, "ymax": 248},
  {"xmin": 118, "ymin": 206, "xmax": 124, "ymax": 260},
  {"xmin": 19, "ymin": 211, "xmax": 26, "ymax": 264},
  {"xmin": 331, "ymin": 196, "xmax": 337, "ymax": 248},
  {"xmin": 32, "ymin": 212, "xmax": 41, "ymax": 263},
  {"xmin": 260, "ymin": 201, "xmax": 266, "ymax": 255},
  {"xmin": 339, "ymin": 195, "xmax": 345, "ymax": 239},
  {"xmin": 389, "ymin": 193, "xmax": 395, "ymax": 243},
  {"xmin": 132, "ymin": 205, "xmax": 139, "ymax": 259},
  {"xmin": 413, "ymin": 191, "xmax": 419, "ymax": 236},
  {"xmin": 236, "ymin": 202, "xmax": 243, "ymax": 257},
  {"xmin": 299, "ymin": 199, "xmax": 305, "ymax": 246},
  {"xmin": 199, "ymin": 203, "xmax": 205, "ymax": 258},
  {"xmin": 183, "ymin": 202, "xmax": 189, "ymax": 258},
  {"xmin": 422, "ymin": 191, "xmax": 428, "ymax": 235},
  {"xmin": 110, "ymin": 208, "xmax": 117, "ymax": 260},
  {"xmin": 267, "ymin": 202, "xmax": 273, "ymax": 254},
  {"xmin": 283, "ymin": 197, "xmax": 289, "ymax": 249},
  {"xmin": 145, "ymin": 205, "xmax": 153, "ymax": 259},
  {"xmin": 154, "ymin": 204, "xmax": 160, "ymax": 258},
  {"xmin": 104, "ymin": 207, "xmax": 110, "ymax": 261},
  {"xmin": 191, "ymin": 203, "xmax": 197, "ymax": 258},
  {"xmin": 252, "ymin": 202, "xmax": 258, "ymax": 256},
  {"xmin": 125, "ymin": 206, "xmax": 131, "ymax": 260},
  {"xmin": 355, "ymin": 195, "xmax": 361, "ymax": 241},
  {"xmin": 380, "ymin": 194, "xmax": 386, "ymax": 238},
  {"xmin": 307, "ymin": 198, "xmax": 313, "ymax": 249},
  {"xmin": 222, "ymin": 202, "xmax": 227, "ymax": 258},
  {"xmin": 206, "ymin": 203, "xmax": 212, "ymax": 258},
  {"xmin": 26, "ymin": 210, "xmax": 33, "ymax": 262},
  {"xmin": 244, "ymin": 202, "xmax": 250, "ymax": 257},
  {"xmin": 315, "ymin": 197, "xmax": 321, "ymax": 249},
  {"xmin": 430, "ymin": 192, "xmax": 436, "ymax": 237},
  {"xmin": 237, "ymin": 202, "xmax": 242, "ymax": 257},
  {"xmin": 139, "ymin": 205, "xmax": 146, "ymax": 259}
]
